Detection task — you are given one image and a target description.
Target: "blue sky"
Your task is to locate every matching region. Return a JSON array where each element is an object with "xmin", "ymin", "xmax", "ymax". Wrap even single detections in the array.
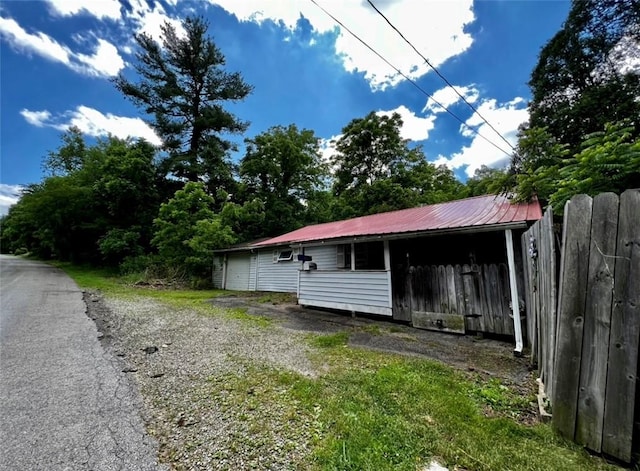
[{"xmin": 0, "ymin": 0, "xmax": 572, "ymax": 214}]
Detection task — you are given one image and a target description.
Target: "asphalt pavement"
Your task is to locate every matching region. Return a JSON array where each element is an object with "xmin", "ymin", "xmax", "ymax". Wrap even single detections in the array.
[{"xmin": 0, "ymin": 255, "xmax": 164, "ymax": 471}]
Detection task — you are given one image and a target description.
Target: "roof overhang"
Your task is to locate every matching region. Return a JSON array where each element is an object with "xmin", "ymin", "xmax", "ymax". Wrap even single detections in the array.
[{"xmin": 287, "ymin": 220, "xmax": 530, "ymax": 248}]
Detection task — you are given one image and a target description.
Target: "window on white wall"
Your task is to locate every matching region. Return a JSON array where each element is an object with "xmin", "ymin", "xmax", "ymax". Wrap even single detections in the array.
[
  {"xmin": 273, "ymin": 249, "xmax": 294, "ymax": 262},
  {"xmin": 336, "ymin": 244, "xmax": 352, "ymax": 269}
]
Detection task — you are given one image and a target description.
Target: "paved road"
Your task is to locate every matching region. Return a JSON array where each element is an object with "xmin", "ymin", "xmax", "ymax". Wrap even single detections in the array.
[{"xmin": 0, "ymin": 255, "xmax": 164, "ymax": 471}]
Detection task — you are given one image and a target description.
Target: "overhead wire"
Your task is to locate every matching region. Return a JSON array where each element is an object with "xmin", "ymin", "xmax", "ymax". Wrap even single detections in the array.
[
  {"xmin": 366, "ymin": 0, "xmax": 518, "ymax": 153},
  {"xmin": 308, "ymin": 0, "xmax": 514, "ymax": 158}
]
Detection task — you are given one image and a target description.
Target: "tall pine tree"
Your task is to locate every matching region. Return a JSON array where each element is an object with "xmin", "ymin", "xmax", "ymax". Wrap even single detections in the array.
[{"xmin": 114, "ymin": 15, "xmax": 252, "ymax": 196}]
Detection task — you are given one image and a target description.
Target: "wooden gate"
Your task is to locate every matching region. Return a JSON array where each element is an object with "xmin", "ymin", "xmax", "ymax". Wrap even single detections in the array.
[{"xmin": 408, "ymin": 263, "xmax": 514, "ymax": 336}]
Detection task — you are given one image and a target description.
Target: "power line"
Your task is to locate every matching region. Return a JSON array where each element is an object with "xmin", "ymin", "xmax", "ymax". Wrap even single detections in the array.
[
  {"xmin": 308, "ymin": 0, "xmax": 513, "ymax": 158},
  {"xmin": 366, "ymin": 0, "xmax": 518, "ymax": 153}
]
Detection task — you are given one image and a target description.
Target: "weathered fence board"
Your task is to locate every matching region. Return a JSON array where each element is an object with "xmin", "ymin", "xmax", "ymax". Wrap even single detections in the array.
[
  {"xmin": 552, "ymin": 194, "xmax": 593, "ymax": 440},
  {"xmin": 462, "ymin": 264, "xmax": 481, "ymax": 332},
  {"xmin": 602, "ymin": 189, "xmax": 640, "ymax": 462},
  {"xmin": 575, "ymin": 193, "xmax": 619, "ymax": 452}
]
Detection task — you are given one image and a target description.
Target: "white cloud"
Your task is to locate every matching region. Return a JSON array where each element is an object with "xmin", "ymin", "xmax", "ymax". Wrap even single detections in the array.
[
  {"xmin": 377, "ymin": 105, "xmax": 436, "ymax": 141},
  {"xmin": 20, "ymin": 106, "xmax": 162, "ymax": 146},
  {"xmin": 20, "ymin": 110, "xmax": 53, "ymax": 127},
  {"xmin": 0, "ymin": 184, "xmax": 23, "ymax": 216},
  {"xmin": 0, "ymin": 16, "xmax": 125, "ymax": 77},
  {"xmin": 208, "ymin": 0, "xmax": 475, "ymax": 91},
  {"xmin": 127, "ymin": 0, "xmax": 185, "ymax": 40},
  {"xmin": 46, "ymin": 0, "xmax": 122, "ymax": 21},
  {"xmin": 434, "ymin": 97, "xmax": 528, "ymax": 177},
  {"xmin": 422, "ymin": 85, "xmax": 479, "ymax": 114},
  {"xmin": 319, "ymin": 135, "xmax": 340, "ymax": 167}
]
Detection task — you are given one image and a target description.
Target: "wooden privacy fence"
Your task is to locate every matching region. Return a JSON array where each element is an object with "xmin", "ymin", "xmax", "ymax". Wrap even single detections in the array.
[
  {"xmin": 524, "ymin": 190, "xmax": 640, "ymax": 463},
  {"xmin": 522, "ymin": 206, "xmax": 558, "ymax": 401},
  {"xmin": 409, "ymin": 263, "xmax": 514, "ymax": 336}
]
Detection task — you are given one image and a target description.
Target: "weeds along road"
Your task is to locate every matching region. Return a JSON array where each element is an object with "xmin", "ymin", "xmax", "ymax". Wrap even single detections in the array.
[{"xmin": 0, "ymin": 255, "xmax": 164, "ymax": 471}]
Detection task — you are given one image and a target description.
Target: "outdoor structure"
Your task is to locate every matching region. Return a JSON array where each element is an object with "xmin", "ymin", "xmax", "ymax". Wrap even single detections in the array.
[
  {"xmin": 213, "ymin": 241, "xmax": 300, "ymax": 293},
  {"xmin": 213, "ymin": 194, "xmax": 542, "ymax": 347}
]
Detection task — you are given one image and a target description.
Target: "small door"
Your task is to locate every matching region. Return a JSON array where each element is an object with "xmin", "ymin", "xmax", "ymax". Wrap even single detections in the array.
[{"xmin": 225, "ymin": 253, "xmax": 251, "ymax": 291}]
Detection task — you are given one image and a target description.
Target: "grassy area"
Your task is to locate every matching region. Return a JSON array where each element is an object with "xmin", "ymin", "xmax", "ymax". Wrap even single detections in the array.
[
  {"xmin": 57, "ymin": 263, "xmax": 619, "ymax": 471},
  {"xmin": 214, "ymin": 343, "xmax": 617, "ymax": 471}
]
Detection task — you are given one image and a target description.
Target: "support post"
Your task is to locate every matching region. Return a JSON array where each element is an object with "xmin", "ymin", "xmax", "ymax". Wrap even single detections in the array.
[{"xmin": 505, "ymin": 229, "xmax": 524, "ymax": 354}]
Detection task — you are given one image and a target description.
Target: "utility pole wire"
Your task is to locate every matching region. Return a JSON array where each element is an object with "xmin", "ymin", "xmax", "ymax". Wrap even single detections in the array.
[
  {"xmin": 366, "ymin": 0, "xmax": 518, "ymax": 153},
  {"xmin": 308, "ymin": 0, "xmax": 513, "ymax": 158}
]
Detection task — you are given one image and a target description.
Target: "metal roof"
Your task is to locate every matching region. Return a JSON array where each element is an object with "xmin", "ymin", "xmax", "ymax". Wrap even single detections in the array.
[{"xmin": 254, "ymin": 194, "xmax": 542, "ymax": 247}]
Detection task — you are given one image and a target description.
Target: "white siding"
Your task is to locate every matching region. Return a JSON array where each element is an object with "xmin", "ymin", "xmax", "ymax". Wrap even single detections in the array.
[
  {"xmin": 304, "ymin": 245, "xmax": 338, "ymax": 270},
  {"xmin": 225, "ymin": 253, "xmax": 251, "ymax": 291},
  {"xmin": 212, "ymin": 255, "xmax": 224, "ymax": 289},
  {"xmin": 298, "ymin": 270, "xmax": 392, "ymax": 316},
  {"xmin": 256, "ymin": 248, "xmax": 299, "ymax": 292}
]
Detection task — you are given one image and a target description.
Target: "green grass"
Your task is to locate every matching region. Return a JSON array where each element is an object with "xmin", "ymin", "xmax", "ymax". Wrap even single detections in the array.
[
  {"xmin": 309, "ymin": 332, "xmax": 350, "ymax": 348},
  {"xmin": 227, "ymin": 307, "xmax": 273, "ymax": 328},
  {"xmin": 256, "ymin": 292, "xmax": 296, "ymax": 304},
  {"xmin": 214, "ymin": 347, "xmax": 617, "ymax": 471}
]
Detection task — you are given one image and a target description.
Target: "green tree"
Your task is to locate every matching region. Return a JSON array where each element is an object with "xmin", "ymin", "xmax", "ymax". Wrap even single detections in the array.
[
  {"xmin": 330, "ymin": 112, "xmax": 463, "ymax": 217},
  {"xmin": 239, "ymin": 124, "xmax": 329, "ymax": 235},
  {"xmin": 114, "ymin": 15, "xmax": 252, "ymax": 195},
  {"xmin": 528, "ymin": 0, "xmax": 640, "ymax": 153},
  {"xmin": 550, "ymin": 121, "xmax": 640, "ymax": 211},
  {"xmin": 465, "ymin": 165, "xmax": 508, "ymax": 197},
  {"xmin": 220, "ymin": 198, "xmax": 266, "ymax": 243},
  {"xmin": 507, "ymin": 126, "xmax": 568, "ymax": 204},
  {"xmin": 152, "ymin": 182, "xmax": 235, "ymax": 278},
  {"xmin": 2, "ymin": 132, "xmax": 166, "ymax": 266},
  {"xmin": 43, "ymin": 126, "xmax": 87, "ymax": 176},
  {"xmin": 332, "ymin": 112, "xmax": 406, "ymax": 196},
  {"xmin": 1, "ymin": 178, "xmax": 96, "ymax": 261}
]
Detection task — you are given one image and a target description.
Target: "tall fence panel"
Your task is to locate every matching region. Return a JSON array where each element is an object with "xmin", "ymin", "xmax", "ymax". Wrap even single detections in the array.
[
  {"xmin": 602, "ymin": 189, "xmax": 640, "ymax": 462},
  {"xmin": 533, "ymin": 190, "xmax": 640, "ymax": 463}
]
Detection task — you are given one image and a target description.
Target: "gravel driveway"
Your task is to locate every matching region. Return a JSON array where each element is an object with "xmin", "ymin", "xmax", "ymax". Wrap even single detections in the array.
[{"xmin": 87, "ymin": 291, "xmax": 534, "ymax": 470}]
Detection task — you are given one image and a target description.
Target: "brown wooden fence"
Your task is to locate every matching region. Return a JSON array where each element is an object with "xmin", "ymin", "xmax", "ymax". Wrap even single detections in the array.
[
  {"xmin": 409, "ymin": 263, "xmax": 514, "ymax": 336},
  {"xmin": 521, "ymin": 206, "xmax": 558, "ymax": 401},
  {"xmin": 523, "ymin": 190, "xmax": 640, "ymax": 463}
]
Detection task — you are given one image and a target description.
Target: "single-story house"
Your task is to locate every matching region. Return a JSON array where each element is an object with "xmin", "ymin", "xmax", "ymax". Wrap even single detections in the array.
[{"xmin": 213, "ymin": 194, "xmax": 542, "ymax": 352}]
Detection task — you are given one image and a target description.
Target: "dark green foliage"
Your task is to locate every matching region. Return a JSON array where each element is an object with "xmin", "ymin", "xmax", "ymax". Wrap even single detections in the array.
[
  {"xmin": 1, "ymin": 132, "xmax": 164, "ymax": 265},
  {"xmin": 43, "ymin": 126, "xmax": 87, "ymax": 176},
  {"xmin": 550, "ymin": 122, "xmax": 640, "ymax": 211},
  {"xmin": 465, "ymin": 165, "xmax": 508, "ymax": 197},
  {"xmin": 152, "ymin": 182, "xmax": 235, "ymax": 278},
  {"xmin": 528, "ymin": 0, "xmax": 640, "ymax": 154},
  {"xmin": 114, "ymin": 15, "xmax": 252, "ymax": 194},
  {"xmin": 238, "ymin": 124, "xmax": 329, "ymax": 236}
]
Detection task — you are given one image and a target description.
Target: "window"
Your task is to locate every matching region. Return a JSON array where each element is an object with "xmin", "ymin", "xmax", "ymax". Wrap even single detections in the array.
[
  {"xmin": 355, "ymin": 241, "xmax": 385, "ymax": 270},
  {"xmin": 336, "ymin": 244, "xmax": 351, "ymax": 269},
  {"xmin": 273, "ymin": 249, "xmax": 294, "ymax": 263},
  {"xmin": 337, "ymin": 242, "xmax": 385, "ymax": 270}
]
